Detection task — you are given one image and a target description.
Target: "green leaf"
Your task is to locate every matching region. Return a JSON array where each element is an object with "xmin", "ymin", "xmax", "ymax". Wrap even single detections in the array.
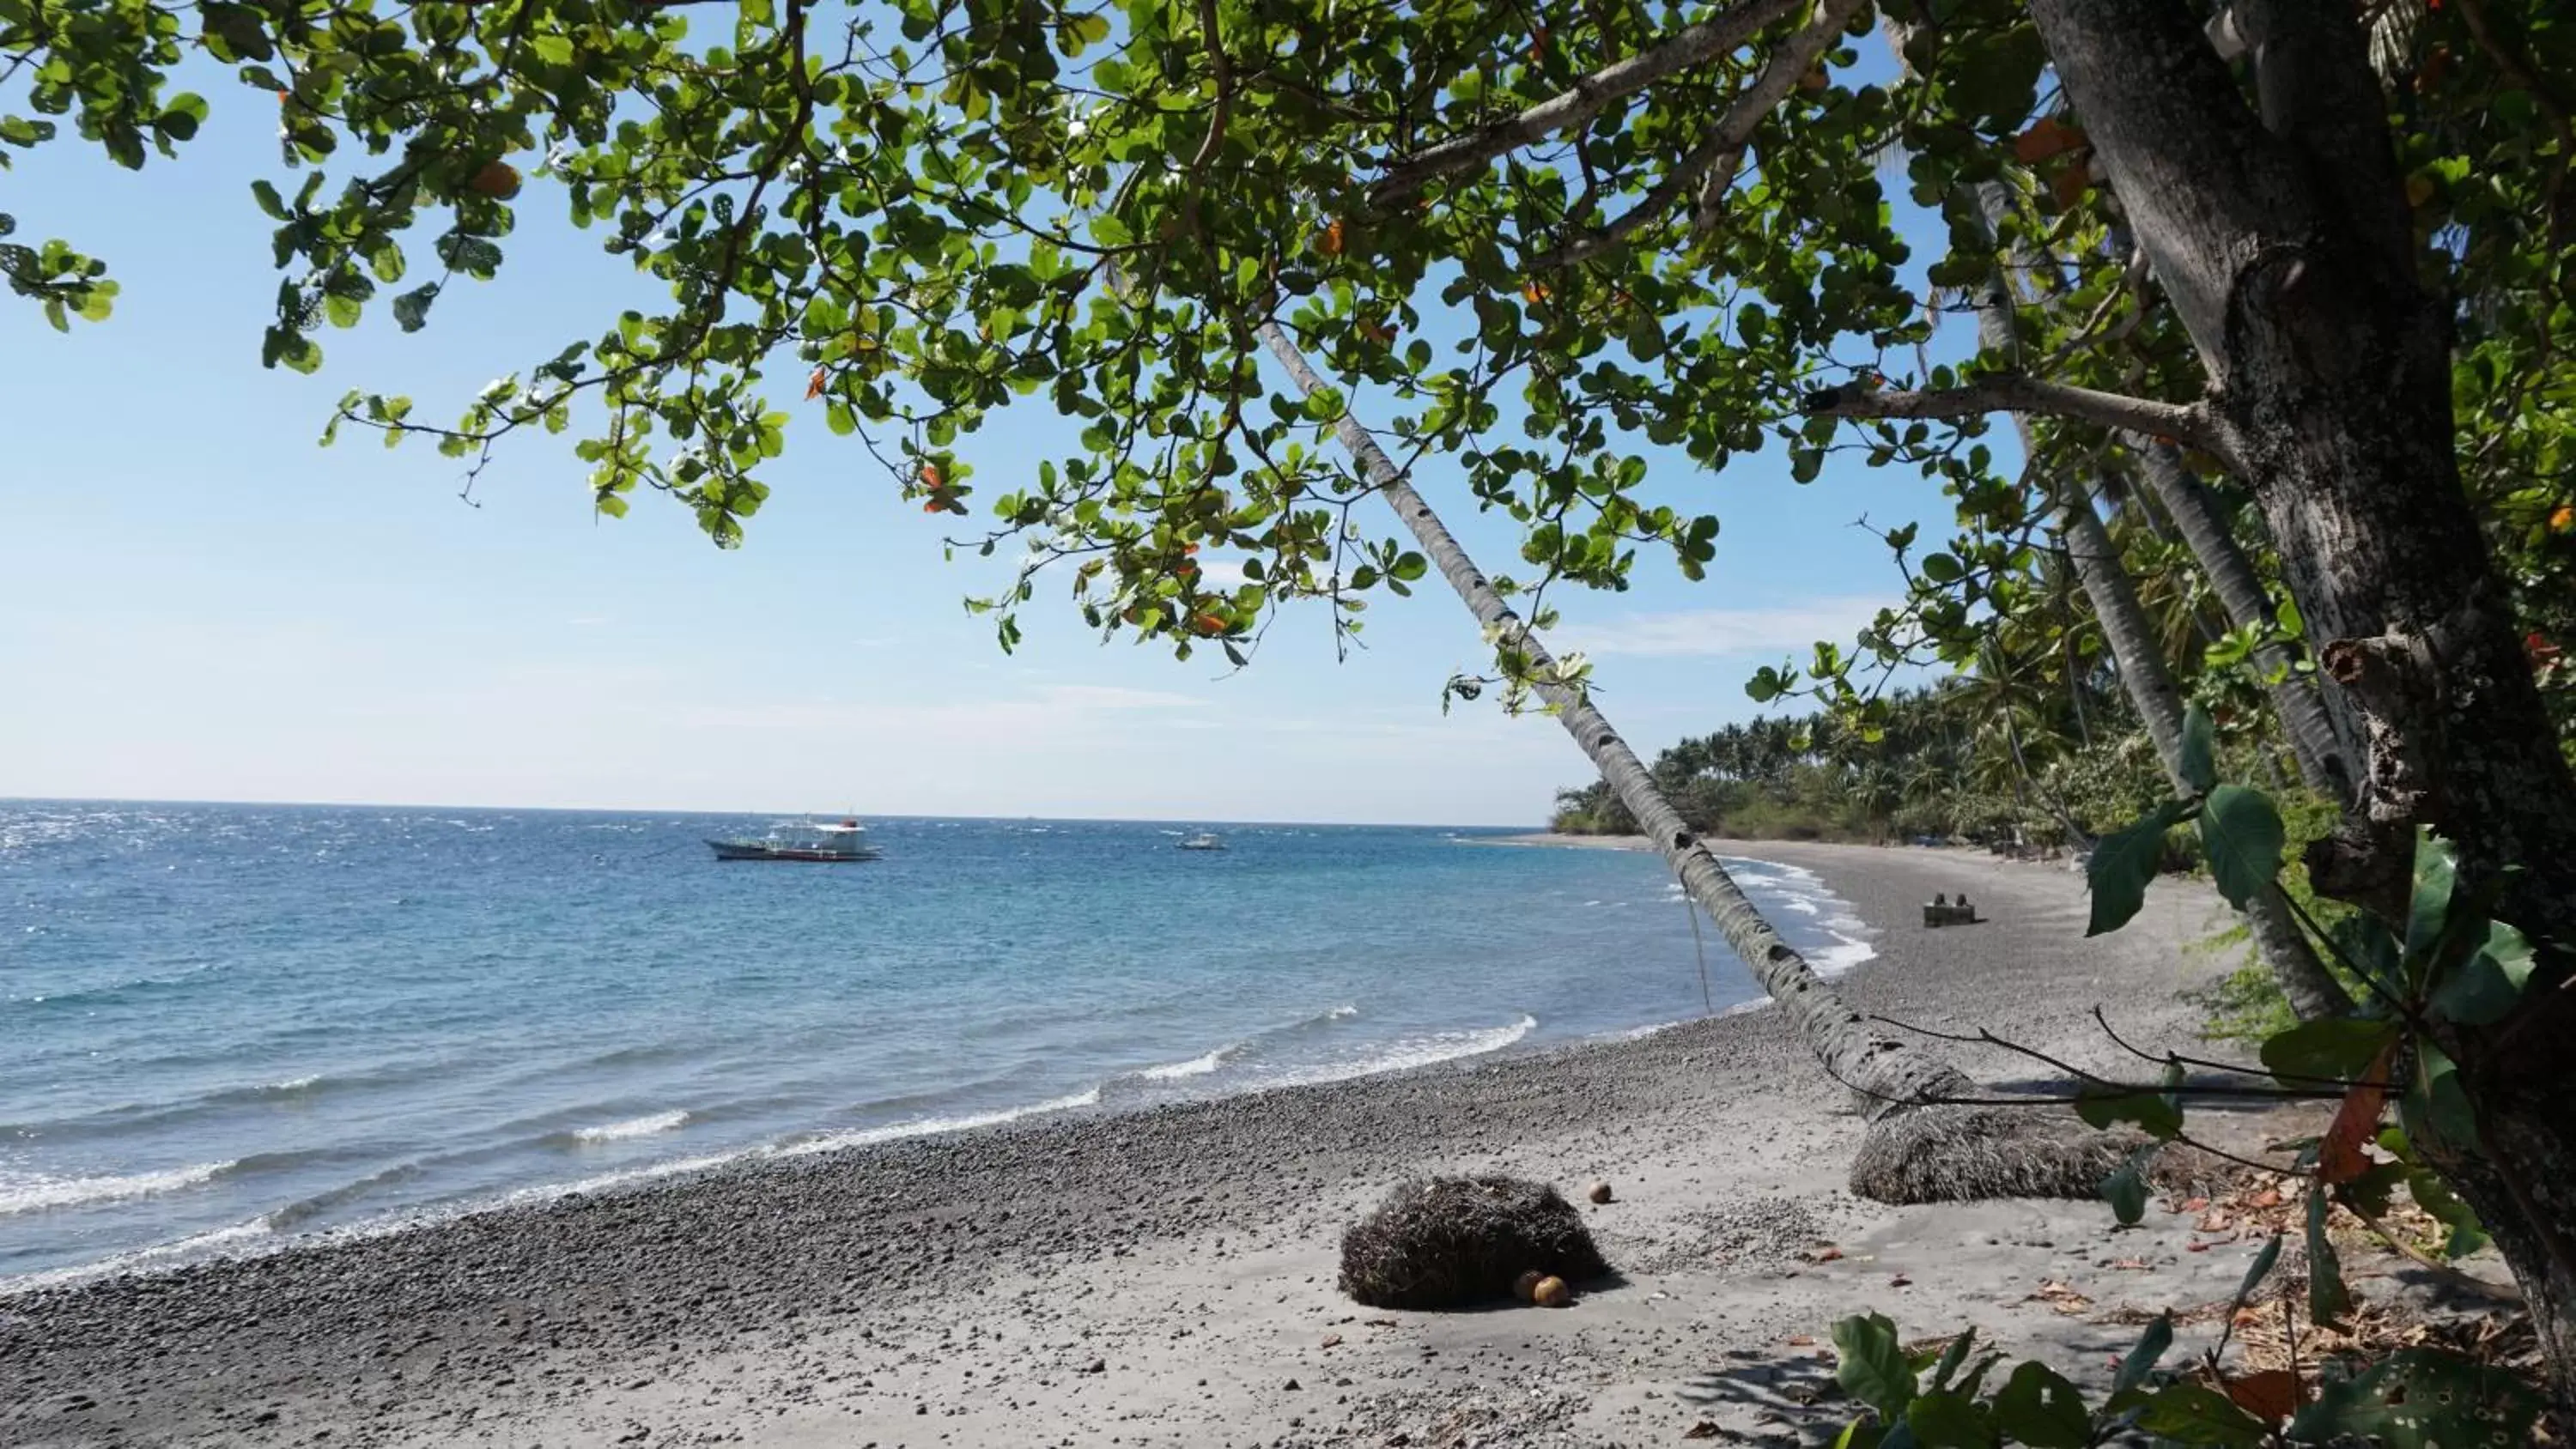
[
  {"xmin": 2178, "ymin": 704, "xmax": 2217, "ymax": 794},
  {"xmin": 2429, "ymin": 921, "xmax": 2536, "ymax": 1027},
  {"xmin": 2403, "ymin": 828, "xmax": 2457, "ymax": 977},
  {"xmin": 2404, "ymin": 1169, "xmax": 2490, "ymax": 1259},
  {"xmin": 2306, "ymin": 1185, "xmax": 2350, "ymax": 1323},
  {"xmin": 1832, "ymin": 1313, "xmax": 1916, "ymax": 1423},
  {"xmin": 1903, "ymin": 1390, "xmax": 1994, "ymax": 1448},
  {"xmin": 392, "ymin": 283, "xmax": 439, "ymax": 333},
  {"xmin": 2074, "ymin": 1088, "xmax": 2181, "ymax": 1141},
  {"xmin": 2259, "ymin": 1016, "xmax": 2395, "ymax": 1085},
  {"xmin": 2232, "ymin": 1232, "xmax": 2284, "ymax": 1308},
  {"xmin": 2197, "ymin": 785, "xmax": 2284, "ymax": 908},
  {"xmin": 2136, "ymin": 1384, "xmax": 2267, "ymax": 1446},
  {"xmin": 2401, "ymin": 1043, "xmax": 2478, "ymax": 1150},
  {"xmin": 2084, "ymin": 800, "xmax": 2191, "ymax": 937},
  {"xmin": 2113, "ymin": 1313, "xmax": 2172, "ymax": 1395},
  {"xmin": 2288, "ymin": 1348, "xmax": 2545, "ymax": 1448},
  {"xmin": 1924, "ymin": 1328, "xmax": 1976, "ymax": 1391},
  {"xmin": 2099, "ymin": 1144, "xmax": 2154, "ymax": 1226},
  {"xmin": 1990, "ymin": 1362, "xmax": 2088, "ymax": 1448}
]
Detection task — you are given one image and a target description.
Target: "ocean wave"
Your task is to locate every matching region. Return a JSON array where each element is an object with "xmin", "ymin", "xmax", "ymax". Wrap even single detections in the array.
[
  {"xmin": 775, "ymin": 1086, "xmax": 1103, "ymax": 1159},
  {"xmin": 264, "ymin": 1161, "xmax": 428, "ymax": 1231},
  {"xmin": 1136, "ymin": 1047, "xmax": 1230, "ymax": 1081},
  {"xmin": 567, "ymin": 1110, "xmax": 690, "ymax": 1144},
  {"xmin": 0, "ymin": 1161, "xmax": 231, "ymax": 1216},
  {"xmin": 2, "ymin": 1220, "xmax": 274, "ymax": 1294},
  {"xmin": 1256, "ymin": 1013, "xmax": 1539, "ymax": 1089}
]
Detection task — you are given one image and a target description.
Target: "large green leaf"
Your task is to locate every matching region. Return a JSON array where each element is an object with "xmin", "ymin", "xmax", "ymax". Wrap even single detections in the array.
[
  {"xmin": 2073, "ymin": 1087, "xmax": 2181, "ymax": 1141},
  {"xmin": 2178, "ymin": 703, "xmax": 2217, "ymax": 794},
  {"xmin": 2428, "ymin": 921, "xmax": 2536, "ymax": 1027},
  {"xmin": 2404, "ymin": 1168, "xmax": 2491, "ymax": 1259},
  {"xmin": 1990, "ymin": 1361, "xmax": 2089, "ymax": 1448},
  {"xmin": 2287, "ymin": 1349, "xmax": 2545, "ymax": 1448},
  {"xmin": 1832, "ymin": 1313, "xmax": 1917, "ymax": 1423},
  {"xmin": 2402, "ymin": 828, "xmax": 2458, "ymax": 978},
  {"xmin": 1903, "ymin": 1390, "xmax": 1995, "ymax": 1448},
  {"xmin": 2196, "ymin": 785, "xmax": 2284, "ymax": 908},
  {"xmin": 2084, "ymin": 800, "xmax": 2192, "ymax": 937},
  {"xmin": 2258, "ymin": 1016, "xmax": 2394, "ymax": 1086},
  {"xmin": 2134, "ymin": 1384, "xmax": 2268, "ymax": 1446}
]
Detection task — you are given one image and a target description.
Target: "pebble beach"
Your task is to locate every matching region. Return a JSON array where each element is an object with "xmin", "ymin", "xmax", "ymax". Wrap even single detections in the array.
[{"xmin": 2, "ymin": 841, "xmax": 2271, "ymax": 1447}]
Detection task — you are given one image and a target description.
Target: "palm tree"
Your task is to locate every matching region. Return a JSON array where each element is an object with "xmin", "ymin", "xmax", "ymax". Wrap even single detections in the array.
[{"xmin": 1260, "ymin": 322, "xmax": 2132, "ymax": 1203}]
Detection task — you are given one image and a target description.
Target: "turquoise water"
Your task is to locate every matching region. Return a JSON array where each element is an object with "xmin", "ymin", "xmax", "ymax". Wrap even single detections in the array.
[{"xmin": 0, "ymin": 803, "xmax": 1872, "ymax": 1285}]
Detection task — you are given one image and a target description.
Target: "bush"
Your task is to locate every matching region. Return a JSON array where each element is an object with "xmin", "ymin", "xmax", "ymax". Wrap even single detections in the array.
[{"xmin": 1337, "ymin": 1175, "xmax": 1610, "ymax": 1309}]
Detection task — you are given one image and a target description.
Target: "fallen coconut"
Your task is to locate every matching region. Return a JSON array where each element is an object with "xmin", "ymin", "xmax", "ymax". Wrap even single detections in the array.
[
  {"xmin": 1513, "ymin": 1270, "xmax": 1545, "ymax": 1302},
  {"xmin": 1336, "ymin": 1174, "xmax": 1611, "ymax": 1309},
  {"xmin": 1531, "ymin": 1275, "xmax": 1571, "ymax": 1307},
  {"xmin": 1587, "ymin": 1181, "xmax": 1613, "ymax": 1205}
]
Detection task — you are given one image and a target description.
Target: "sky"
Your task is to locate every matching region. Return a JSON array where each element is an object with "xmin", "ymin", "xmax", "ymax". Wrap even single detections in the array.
[{"xmin": 1, "ymin": 49, "xmax": 1951, "ymax": 827}]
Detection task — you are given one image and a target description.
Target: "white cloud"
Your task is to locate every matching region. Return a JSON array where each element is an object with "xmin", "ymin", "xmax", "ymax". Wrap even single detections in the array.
[{"xmin": 1551, "ymin": 596, "xmax": 1890, "ymax": 658}]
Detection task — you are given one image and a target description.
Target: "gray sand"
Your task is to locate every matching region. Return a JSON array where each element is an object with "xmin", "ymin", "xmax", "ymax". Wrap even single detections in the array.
[{"xmin": 3, "ymin": 841, "xmax": 2274, "ymax": 1446}]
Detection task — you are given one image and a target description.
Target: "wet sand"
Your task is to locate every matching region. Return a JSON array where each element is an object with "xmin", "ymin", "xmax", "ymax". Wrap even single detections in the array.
[{"xmin": 3, "ymin": 841, "xmax": 2275, "ymax": 1447}]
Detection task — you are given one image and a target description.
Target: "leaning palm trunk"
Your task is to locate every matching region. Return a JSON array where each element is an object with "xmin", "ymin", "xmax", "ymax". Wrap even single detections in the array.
[
  {"xmin": 1966, "ymin": 191, "xmax": 2354, "ymax": 1022},
  {"xmin": 2124, "ymin": 436, "xmax": 2354, "ymax": 804},
  {"xmin": 1256, "ymin": 322, "xmax": 2136, "ymax": 1203}
]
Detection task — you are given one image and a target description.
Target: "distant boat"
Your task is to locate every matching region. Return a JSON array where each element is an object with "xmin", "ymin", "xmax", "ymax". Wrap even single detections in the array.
[
  {"xmin": 1176, "ymin": 832, "xmax": 1226, "ymax": 852},
  {"xmin": 707, "ymin": 818, "xmax": 884, "ymax": 863}
]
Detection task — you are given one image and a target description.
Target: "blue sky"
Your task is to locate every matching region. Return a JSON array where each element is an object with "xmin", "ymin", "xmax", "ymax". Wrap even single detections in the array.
[{"xmin": 2, "ymin": 59, "xmax": 1948, "ymax": 826}]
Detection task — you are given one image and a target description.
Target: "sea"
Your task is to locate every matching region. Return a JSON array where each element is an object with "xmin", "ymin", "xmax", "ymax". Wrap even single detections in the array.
[{"xmin": 0, "ymin": 802, "xmax": 1874, "ymax": 1288}]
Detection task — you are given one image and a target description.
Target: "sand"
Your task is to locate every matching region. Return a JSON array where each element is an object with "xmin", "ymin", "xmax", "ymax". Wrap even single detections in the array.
[{"xmin": 3, "ymin": 840, "xmax": 2290, "ymax": 1447}]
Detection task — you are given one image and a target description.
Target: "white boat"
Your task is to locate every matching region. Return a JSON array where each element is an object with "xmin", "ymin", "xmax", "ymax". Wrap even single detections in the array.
[
  {"xmin": 1176, "ymin": 832, "xmax": 1226, "ymax": 851},
  {"xmin": 707, "ymin": 817, "xmax": 884, "ymax": 862}
]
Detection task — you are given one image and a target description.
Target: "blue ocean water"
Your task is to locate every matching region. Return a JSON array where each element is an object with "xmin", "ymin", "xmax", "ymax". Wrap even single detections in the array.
[{"xmin": 0, "ymin": 803, "xmax": 1872, "ymax": 1286}]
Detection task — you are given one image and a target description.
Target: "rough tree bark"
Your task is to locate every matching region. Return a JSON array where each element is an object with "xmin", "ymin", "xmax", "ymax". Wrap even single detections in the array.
[
  {"xmin": 2030, "ymin": 0, "xmax": 2576, "ymax": 1407},
  {"xmin": 1256, "ymin": 322, "xmax": 2136, "ymax": 1205}
]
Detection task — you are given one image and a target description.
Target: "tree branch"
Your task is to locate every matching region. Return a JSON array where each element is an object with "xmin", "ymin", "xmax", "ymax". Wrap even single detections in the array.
[
  {"xmin": 1534, "ymin": 0, "xmax": 1863, "ymax": 270},
  {"xmin": 1801, "ymin": 372, "xmax": 2235, "ymax": 468},
  {"xmin": 1369, "ymin": 0, "xmax": 1803, "ymax": 205}
]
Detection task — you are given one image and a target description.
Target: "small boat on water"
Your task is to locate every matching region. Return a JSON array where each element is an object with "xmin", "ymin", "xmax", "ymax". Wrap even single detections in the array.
[
  {"xmin": 707, "ymin": 818, "xmax": 884, "ymax": 863},
  {"xmin": 1176, "ymin": 832, "xmax": 1226, "ymax": 851}
]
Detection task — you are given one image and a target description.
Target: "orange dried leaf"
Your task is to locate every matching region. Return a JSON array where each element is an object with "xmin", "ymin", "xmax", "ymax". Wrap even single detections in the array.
[
  {"xmin": 2319, "ymin": 1042, "xmax": 2397, "ymax": 1185},
  {"xmin": 805, "ymin": 367, "xmax": 827, "ymax": 401}
]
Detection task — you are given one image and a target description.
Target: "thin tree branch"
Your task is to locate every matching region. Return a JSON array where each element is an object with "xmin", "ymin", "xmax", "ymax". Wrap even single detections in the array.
[
  {"xmin": 1534, "ymin": 0, "xmax": 1862, "ymax": 270},
  {"xmin": 1801, "ymin": 372, "xmax": 2236, "ymax": 469},
  {"xmin": 1370, "ymin": 0, "xmax": 1803, "ymax": 204}
]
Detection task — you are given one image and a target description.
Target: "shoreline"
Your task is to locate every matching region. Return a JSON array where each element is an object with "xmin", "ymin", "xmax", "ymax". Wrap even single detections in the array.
[{"xmin": 3, "ymin": 840, "xmax": 2260, "ymax": 1448}]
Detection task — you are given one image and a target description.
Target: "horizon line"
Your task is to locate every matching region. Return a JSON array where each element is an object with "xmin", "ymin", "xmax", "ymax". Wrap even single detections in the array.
[{"xmin": 0, "ymin": 794, "xmax": 1541, "ymax": 833}]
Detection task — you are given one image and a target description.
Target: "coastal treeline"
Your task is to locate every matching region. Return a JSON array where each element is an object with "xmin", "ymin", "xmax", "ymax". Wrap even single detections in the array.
[{"xmin": 20, "ymin": 0, "xmax": 2576, "ymax": 1425}]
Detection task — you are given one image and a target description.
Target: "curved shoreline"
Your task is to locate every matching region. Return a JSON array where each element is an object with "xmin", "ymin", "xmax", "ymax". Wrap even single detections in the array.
[{"xmin": 1, "ymin": 840, "xmax": 2247, "ymax": 1449}]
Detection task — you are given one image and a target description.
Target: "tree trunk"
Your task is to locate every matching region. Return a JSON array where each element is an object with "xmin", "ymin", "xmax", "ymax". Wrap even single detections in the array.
[
  {"xmin": 1256, "ymin": 321, "xmax": 2138, "ymax": 1205},
  {"xmin": 2127, "ymin": 437, "xmax": 2352, "ymax": 803},
  {"xmin": 2031, "ymin": 0, "xmax": 2576, "ymax": 1408},
  {"xmin": 1967, "ymin": 227, "xmax": 2356, "ymax": 1022}
]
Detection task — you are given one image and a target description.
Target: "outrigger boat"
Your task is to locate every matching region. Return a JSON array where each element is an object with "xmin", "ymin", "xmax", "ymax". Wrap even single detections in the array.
[{"xmin": 707, "ymin": 818, "xmax": 884, "ymax": 862}]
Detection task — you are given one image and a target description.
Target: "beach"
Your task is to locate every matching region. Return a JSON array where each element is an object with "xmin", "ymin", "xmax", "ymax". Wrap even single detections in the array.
[{"xmin": 3, "ymin": 841, "xmax": 2274, "ymax": 1447}]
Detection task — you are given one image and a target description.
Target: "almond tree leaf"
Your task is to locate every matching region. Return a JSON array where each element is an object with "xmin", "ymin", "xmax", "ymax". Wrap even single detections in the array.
[{"xmin": 2198, "ymin": 785, "xmax": 2284, "ymax": 908}]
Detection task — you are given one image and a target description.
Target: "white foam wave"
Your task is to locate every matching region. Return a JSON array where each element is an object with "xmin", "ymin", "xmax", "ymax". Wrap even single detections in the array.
[
  {"xmin": 268, "ymin": 1075, "xmax": 323, "ymax": 1092},
  {"xmin": 1327, "ymin": 1003, "xmax": 1359, "ymax": 1020},
  {"xmin": 3, "ymin": 1220, "xmax": 273, "ymax": 1294},
  {"xmin": 1138, "ymin": 1048, "xmax": 1230, "ymax": 1081},
  {"xmin": 570, "ymin": 1110, "xmax": 690, "ymax": 1143},
  {"xmin": 1258, "ymin": 1013, "xmax": 1539, "ymax": 1090},
  {"xmin": 781, "ymin": 1086, "xmax": 1104, "ymax": 1158},
  {"xmin": 0, "ymin": 1161, "xmax": 230, "ymax": 1216}
]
